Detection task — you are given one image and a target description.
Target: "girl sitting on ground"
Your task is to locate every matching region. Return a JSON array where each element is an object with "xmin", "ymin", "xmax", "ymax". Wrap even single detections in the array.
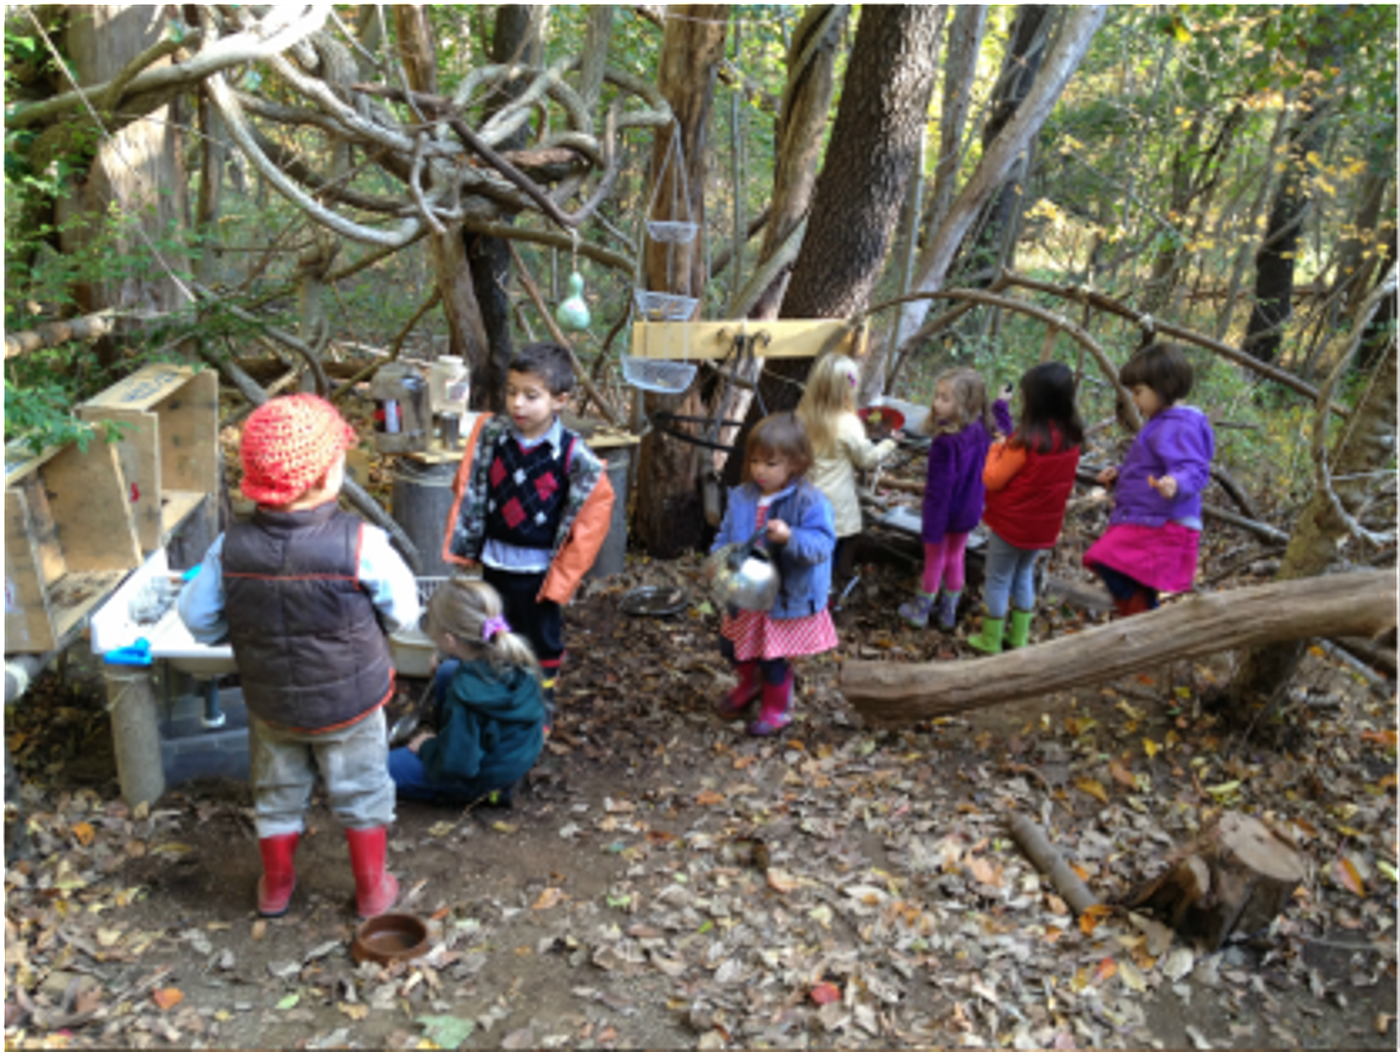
[{"xmin": 389, "ymin": 578, "xmax": 546, "ymax": 807}]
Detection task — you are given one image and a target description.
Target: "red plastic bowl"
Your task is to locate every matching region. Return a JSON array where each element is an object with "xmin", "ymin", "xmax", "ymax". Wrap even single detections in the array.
[{"xmin": 857, "ymin": 405, "xmax": 905, "ymax": 438}]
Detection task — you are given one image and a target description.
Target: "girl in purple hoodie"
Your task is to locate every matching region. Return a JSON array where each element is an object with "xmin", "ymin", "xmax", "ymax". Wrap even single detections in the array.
[
  {"xmin": 1085, "ymin": 342, "xmax": 1215, "ymax": 616},
  {"xmin": 900, "ymin": 368, "xmax": 1011, "ymax": 630}
]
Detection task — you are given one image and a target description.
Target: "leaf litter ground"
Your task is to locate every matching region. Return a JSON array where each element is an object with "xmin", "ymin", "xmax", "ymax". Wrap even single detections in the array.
[{"xmin": 5, "ymin": 538, "xmax": 1396, "ymax": 1049}]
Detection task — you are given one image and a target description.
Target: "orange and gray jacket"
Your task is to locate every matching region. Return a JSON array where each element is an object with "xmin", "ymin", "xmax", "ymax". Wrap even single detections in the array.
[
  {"xmin": 224, "ymin": 504, "xmax": 394, "ymax": 731},
  {"xmin": 443, "ymin": 414, "xmax": 614, "ymax": 604}
]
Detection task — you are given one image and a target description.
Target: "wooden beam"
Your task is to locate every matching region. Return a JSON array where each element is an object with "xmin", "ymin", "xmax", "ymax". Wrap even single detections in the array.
[
  {"xmin": 628, "ymin": 320, "xmax": 863, "ymax": 361},
  {"xmin": 840, "ymin": 569, "xmax": 1398, "ymax": 725}
]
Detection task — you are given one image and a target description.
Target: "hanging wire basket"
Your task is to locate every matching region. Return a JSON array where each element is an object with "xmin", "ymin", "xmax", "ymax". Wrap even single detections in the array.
[
  {"xmin": 633, "ymin": 289, "xmax": 699, "ymax": 322},
  {"xmin": 621, "ymin": 356, "xmax": 698, "ymax": 394},
  {"xmin": 645, "ymin": 219, "xmax": 699, "ymax": 244}
]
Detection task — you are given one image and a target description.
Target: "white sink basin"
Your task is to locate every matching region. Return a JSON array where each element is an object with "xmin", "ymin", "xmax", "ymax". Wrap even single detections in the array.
[{"xmin": 147, "ymin": 610, "xmax": 237, "ymax": 677}]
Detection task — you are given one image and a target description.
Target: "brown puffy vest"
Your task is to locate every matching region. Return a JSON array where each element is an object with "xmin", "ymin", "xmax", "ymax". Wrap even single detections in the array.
[{"xmin": 223, "ymin": 504, "xmax": 393, "ymax": 731}]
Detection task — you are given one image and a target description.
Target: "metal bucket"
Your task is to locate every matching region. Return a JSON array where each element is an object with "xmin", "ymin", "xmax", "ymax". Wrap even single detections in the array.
[{"xmin": 390, "ymin": 458, "xmax": 457, "ymax": 579}]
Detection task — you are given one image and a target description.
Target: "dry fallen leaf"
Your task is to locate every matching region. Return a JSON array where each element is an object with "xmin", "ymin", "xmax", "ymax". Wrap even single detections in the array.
[
  {"xmin": 1109, "ymin": 761, "xmax": 1137, "ymax": 788},
  {"xmin": 1076, "ymin": 778, "xmax": 1110, "ymax": 805},
  {"xmin": 1336, "ymin": 856, "xmax": 1367, "ymax": 897},
  {"xmin": 533, "ymin": 887, "xmax": 566, "ymax": 910},
  {"xmin": 810, "ymin": 981, "xmax": 841, "ymax": 1005},
  {"xmin": 1093, "ymin": 957, "xmax": 1118, "ymax": 984},
  {"xmin": 71, "ymin": 821, "xmax": 95, "ymax": 847},
  {"xmin": 766, "ymin": 868, "xmax": 798, "ymax": 893},
  {"xmin": 695, "ymin": 790, "xmax": 725, "ymax": 806},
  {"xmin": 152, "ymin": 987, "xmax": 184, "ymax": 1011}
]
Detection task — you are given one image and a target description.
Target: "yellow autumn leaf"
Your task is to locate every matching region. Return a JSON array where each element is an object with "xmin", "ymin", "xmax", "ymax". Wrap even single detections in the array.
[
  {"xmin": 71, "ymin": 822, "xmax": 95, "ymax": 847},
  {"xmin": 1143, "ymin": 739, "xmax": 1160, "ymax": 758},
  {"xmin": 1336, "ymin": 857, "xmax": 1367, "ymax": 897},
  {"xmin": 1076, "ymin": 778, "xmax": 1110, "ymax": 805}
]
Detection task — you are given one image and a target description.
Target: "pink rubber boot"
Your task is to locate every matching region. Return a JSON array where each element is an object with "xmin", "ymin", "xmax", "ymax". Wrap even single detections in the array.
[
  {"xmin": 716, "ymin": 661, "xmax": 761, "ymax": 718},
  {"xmin": 747, "ymin": 671, "xmax": 793, "ymax": 737}
]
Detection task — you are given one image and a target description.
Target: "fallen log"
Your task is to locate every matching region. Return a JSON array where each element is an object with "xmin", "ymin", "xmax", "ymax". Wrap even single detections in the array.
[
  {"xmin": 1125, "ymin": 812, "xmax": 1308, "ymax": 951},
  {"xmin": 841, "ymin": 569, "xmax": 1397, "ymax": 724}
]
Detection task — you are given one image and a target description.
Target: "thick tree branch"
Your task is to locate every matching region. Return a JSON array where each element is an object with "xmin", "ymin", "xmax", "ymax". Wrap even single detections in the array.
[{"xmin": 8, "ymin": 6, "xmax": 331, "ymax": 129}]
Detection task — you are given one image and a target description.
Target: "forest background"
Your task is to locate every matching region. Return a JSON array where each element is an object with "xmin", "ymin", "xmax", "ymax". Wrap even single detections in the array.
[{"xmin": 3, "ymin": 3, "xmax": 1397, "ymax": 711}]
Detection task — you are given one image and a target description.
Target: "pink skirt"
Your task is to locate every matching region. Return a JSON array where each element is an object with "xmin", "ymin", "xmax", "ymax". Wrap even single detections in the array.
[
  {"xmin": 722, "ymin": 609, "xmax": 838, "ymax": 662},
  {"xmin": 1084, "ymin": 521, "xmax": 1201, "ymax": 594}
]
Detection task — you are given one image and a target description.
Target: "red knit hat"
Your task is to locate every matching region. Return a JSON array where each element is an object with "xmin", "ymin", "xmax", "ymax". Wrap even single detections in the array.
[{"xmin": 240, "ymin": 395, "xmax": 357, "ymax": 505}]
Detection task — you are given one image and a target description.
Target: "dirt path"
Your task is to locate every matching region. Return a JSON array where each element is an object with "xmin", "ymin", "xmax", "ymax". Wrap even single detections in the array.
[{"xmin": 6, "ymin": 555, "xmax": 1396, "ymax": 1049}]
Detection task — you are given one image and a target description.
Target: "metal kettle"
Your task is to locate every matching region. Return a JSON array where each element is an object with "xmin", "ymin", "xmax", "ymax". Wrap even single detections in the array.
[{"xmin": 708, "ymin": 526, "xmax": 780, "ymax": 612}]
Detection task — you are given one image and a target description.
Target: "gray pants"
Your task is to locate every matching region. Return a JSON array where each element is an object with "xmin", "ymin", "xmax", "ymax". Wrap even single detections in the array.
[
  {"xmin": 249, "ymin": 708, "xmax": 395, "ymax": 838},
  {"xmin": 982, "ymin": 532, "xmax": 1042, "ymax": 619}
]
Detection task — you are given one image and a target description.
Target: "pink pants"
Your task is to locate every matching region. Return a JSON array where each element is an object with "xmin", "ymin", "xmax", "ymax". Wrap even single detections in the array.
[{"xmin": 922, "ymin": 533, "xmax": 969, "ymax": 595}]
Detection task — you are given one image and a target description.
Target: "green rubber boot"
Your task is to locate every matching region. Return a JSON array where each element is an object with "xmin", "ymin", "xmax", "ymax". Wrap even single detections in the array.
[
  {"xmin": 1007, "ymin": 609, "xmax": 1034, "ymax": 649},
  {"xmin": 966, "ymin": 616, "xmax": 1005, "ymax": 654}
]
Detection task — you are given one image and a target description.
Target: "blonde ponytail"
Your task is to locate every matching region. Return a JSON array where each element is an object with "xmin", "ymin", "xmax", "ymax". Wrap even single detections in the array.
[{"xmin": 426, "ymin": 577, "xmax": 541, "ymax": 678}]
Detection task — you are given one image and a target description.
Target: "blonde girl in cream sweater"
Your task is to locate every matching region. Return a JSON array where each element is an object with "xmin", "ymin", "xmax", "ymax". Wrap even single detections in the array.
[{"xmin": 796, "ymin": 354, "xmax": 898, "ymax": 578}]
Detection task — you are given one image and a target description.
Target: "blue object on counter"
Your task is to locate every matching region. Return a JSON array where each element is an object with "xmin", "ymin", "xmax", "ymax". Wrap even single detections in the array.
[{"xmin": 105, "ymin": 638, "xmax": 153, "ymax": 667}]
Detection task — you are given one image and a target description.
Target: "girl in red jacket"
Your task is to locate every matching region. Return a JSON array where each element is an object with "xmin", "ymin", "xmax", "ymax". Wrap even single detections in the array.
[{"xmin": 968, "ymin": 362, "xmax": 1083, "ymax": 653}]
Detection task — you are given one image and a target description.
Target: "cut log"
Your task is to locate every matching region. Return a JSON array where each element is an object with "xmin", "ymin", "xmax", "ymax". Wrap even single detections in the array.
[
  {"xmin": 841, "ymin": 569, "xmax": 1397, "ymax": 724},
  {"xmin": 1126, "ymin": 812, "xmax": 1308, "ymax": 951}
]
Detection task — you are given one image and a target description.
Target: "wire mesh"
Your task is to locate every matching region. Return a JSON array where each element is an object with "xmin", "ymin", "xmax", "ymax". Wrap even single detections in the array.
[{"xmin": 415, "ymin": 576, "xmax": 449, "ymax": 606}]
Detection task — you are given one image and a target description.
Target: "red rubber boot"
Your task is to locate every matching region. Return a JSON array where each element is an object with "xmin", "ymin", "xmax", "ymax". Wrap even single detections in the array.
[
  {"xmin": 257, "ymin": 832, "xmax": 299, "ymax": 917},
  {"xmin": 344, "ymin": 826, "xmax": 399, "ymax": 919},
  {"xmin": 716, "ymin": 661, "xmax": 761, "ymax": 718},
  {"xmin": 747, "ymin": 671, "xmax": 793, "ymax": 737}
]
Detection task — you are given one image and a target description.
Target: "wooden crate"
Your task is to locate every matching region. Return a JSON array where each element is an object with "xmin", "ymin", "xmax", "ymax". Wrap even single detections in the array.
[
  {"xmin": 5, "ymin": 439, "xmax": 143, "ymax": 653},
  {"xmin": 77, "ymin": 363, "xmax": 219, "ymax": 551}
]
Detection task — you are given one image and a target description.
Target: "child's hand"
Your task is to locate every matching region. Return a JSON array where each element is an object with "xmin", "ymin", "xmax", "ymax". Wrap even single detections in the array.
[
  {"xmin": 407, "ymin": 729, "xmax": 435, "ymax": 754},
  {"xmin": 766, "ymin": 519, "xmax": 792, "ymax": 545},
  {"xmin": 1096, "ymin": 466, "xmax": 1119, "ymax": 486},
  {"xmin": 1149, "ymin": 474, "xmax": 1178, "ymax": 499}
]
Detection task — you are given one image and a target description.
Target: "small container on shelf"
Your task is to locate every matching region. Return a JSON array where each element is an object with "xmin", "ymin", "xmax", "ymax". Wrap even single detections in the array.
[{"xmin": 370, "ymin": 363, "xmax": 430, "ymax": 454}]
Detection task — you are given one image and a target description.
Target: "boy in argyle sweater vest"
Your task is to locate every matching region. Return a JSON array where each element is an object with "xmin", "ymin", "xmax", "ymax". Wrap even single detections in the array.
[{"xmin": 444, "ymin": 343, "xmax": 614, "ymax": 728}]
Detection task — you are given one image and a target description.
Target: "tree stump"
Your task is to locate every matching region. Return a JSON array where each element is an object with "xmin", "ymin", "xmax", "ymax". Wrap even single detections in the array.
[{"xmin": 1127, "ymin": 812, "xmax": 1308, "ymax": 951}]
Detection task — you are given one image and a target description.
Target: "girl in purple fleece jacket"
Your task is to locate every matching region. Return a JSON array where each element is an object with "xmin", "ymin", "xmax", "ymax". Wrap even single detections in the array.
[
  {"xmin": 1085, "ymin": 343, "xmax": 1216, "ymax": 616},
  {"xmin": 900, "ymin": 368, "xmax": 1011, "ymax": 630}
]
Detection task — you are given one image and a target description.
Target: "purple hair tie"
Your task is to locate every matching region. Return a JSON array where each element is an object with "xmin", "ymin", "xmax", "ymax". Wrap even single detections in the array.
[{"xmin": 481, "ymin": 615, "xmax": 511, "ymax": 642}]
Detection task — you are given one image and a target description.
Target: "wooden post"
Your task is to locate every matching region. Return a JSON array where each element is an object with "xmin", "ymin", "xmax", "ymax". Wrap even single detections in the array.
[
  {"xmin": 106, "ymin": 666, "xmax": 165, "ymax": 809},
  {"xmin": 840, "ymin": 570, "xmax": 1397, "ymax": 724}
]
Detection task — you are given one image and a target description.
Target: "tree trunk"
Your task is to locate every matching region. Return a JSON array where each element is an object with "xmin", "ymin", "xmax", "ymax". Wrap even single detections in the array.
[
  {"xmin": 876, "ymin": 6, "xmax": 1107, "ymax": 386},
  {"xmin": 395, "ymin": 7, "xmax": 493, "ymax": 381},
  {"xmin": 722, "ymin": 4, "xmax": 943, "ymax": 488},
  {"xmin": 841, "ymin": 570, "xmax": 1397, "ymax": 725},
  {"xmin": 634, "ymin": 4, "xmax": 728, "ymax": 559},
  {"xmin": 463, "ymin": 5, "xmax": 545, "ymax": 411},
  {"xmin": 1242, "ymin": 32, "xmax": 1340, "ymax": 365},
  {"xmin": 922, "ymin": 6, "xmax": 988, "ymax": 248},
  {"xmin": 749, "ymin": 5, "xmax": 848, "ymax": 320},
  {"xmin": 953, "ymin": 5, "xmax": 1051, "ymax": 285},
  {"xmin": 1229, "ymin": 335, "xmax": 1397, "ymax": 712},
  {"xmin": 782, "ymin": 5, "xmax": 943, "ymax": 323},
  {"xmin": 58, "ymin": 5, "xmax": 189, "ymax": 366},
  {"xmin": 1128, "ymin": 813, "xmax": 1308, "ymax": 952}
]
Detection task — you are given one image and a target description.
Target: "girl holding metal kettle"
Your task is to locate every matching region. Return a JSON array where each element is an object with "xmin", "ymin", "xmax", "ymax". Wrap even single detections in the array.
[{"xmin": 708, "ymin": 412, "xmax": 837, "ymax": 736}]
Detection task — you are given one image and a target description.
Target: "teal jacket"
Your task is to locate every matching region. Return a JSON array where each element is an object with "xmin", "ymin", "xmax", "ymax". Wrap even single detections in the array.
[{"xmin": 419, "ymin": 659, "xmax": 545, "ymax": 788}]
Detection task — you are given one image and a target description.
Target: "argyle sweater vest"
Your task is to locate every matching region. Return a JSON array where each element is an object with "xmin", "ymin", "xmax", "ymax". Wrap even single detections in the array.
[{"xmin": 484, "ymin": 430, "xmax": 575, "ymax": 550}]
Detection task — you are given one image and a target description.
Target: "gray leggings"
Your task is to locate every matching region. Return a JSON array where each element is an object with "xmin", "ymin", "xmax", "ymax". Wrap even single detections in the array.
[
  {"xmin": 249, "ymin": 708, "xmax": 395, "ymax": 838},
  {"xmin": 982, "ymin": 532, "xmax": 1042, "ymax": 619}
]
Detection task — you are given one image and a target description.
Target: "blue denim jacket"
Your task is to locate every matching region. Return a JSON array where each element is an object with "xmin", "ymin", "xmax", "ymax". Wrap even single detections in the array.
[{"xmin": 712, "ymin": 479, "xmax": 835, "ymax": 620}]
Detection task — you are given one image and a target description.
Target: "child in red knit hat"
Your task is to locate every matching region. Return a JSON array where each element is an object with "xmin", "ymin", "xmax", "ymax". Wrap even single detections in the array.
[{"xmin": 178, "ymin": 394, "xmax": 420, "ymax": 920}]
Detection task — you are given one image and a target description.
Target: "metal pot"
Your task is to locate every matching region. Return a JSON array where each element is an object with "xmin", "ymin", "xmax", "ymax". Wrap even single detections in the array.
[{"xmin": 708, "ymin": 527, "xmax": 780, "ymax": 612}]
